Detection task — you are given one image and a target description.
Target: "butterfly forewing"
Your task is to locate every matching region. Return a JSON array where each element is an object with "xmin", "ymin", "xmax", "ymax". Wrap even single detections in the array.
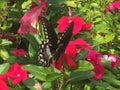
[
  {"xmin": 53, "ymin": 22, "xmax": 74, "ymax": 61},
  {"xmin": 40, "ymin": 16, "xmax": 58, "ymax": 52}
]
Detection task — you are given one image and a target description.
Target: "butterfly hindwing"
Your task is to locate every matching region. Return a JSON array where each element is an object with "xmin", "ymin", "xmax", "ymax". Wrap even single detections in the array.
[{"xmin": 38, "ymin": 41, "xmax": 52, "ymax": 66}]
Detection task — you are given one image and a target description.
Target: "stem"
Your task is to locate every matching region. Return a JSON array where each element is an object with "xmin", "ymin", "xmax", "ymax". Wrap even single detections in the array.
[{"xmin": 58, "ymin": 67, "xmax": 65, "ymax": 90}]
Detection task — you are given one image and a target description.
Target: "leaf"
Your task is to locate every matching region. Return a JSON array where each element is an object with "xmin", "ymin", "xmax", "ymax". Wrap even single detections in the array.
[
  {"xmin": 0, "ymin": 39, "xmax": 12, "ymax": 46},
  {"xmin": 8, "ymin": 56, "xmax": 17, "ymax": 64},
  {"xmin": 28, "ymin": 44, "xmax": 36, "ymax": 58},
  {"xmin": 0, "ymin": 49, "xmax": 9, "ymax": 60},
  {"xmin": 22, "ymin": 34, "xmax": 39, "ymax": 51},
  {"xmin": 94, "ymin": 33, "xmax": 115, "ymax": 44},
  {"xmin": 66, "ymin": 71, "xmax": 94, "ymax": 84},
  {"xmin": 46, "ymin": 73, "xmax": 61, "ymax": 81},
  {"xmin": 102, "ymin": 75, "xmax": 120, "ymax": 87},
  {"xmin": 77, "ymin": 60, "xmax": 93, "ymax": 71},
  {"xmin": 65, "ymin": 1, "xmax": 76, "ymax": 7},
  {"xmin": 23, "ymin": 78, "xmax": 35, "ymax": 90},
  {"xmin": 0, "ymin": 63, "xmax": 9, "ymax": 74},
  {"xmin": 43, "ymin": 82, "xmax": 52, "ymax": 89},
  {"xmin": 23, "ymin": 64, "xmax": 51, "ymax": 81},
  {"xmin": 76, "ymin": 50, "xmax": 89, "ymax": 60}
]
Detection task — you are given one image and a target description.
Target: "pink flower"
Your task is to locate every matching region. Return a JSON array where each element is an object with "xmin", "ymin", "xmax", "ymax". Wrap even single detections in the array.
[
  {"xmin": 18, "ymin": 0, "xmax": 47, "ymax": 34},
  {"xmin": 86, "ymin": 50, "xmax": 104, "ymax": 80},
  {"xmin": 53, "ymin": 38, "xmax": 91, "ymax": 70},
  {"xmin": 81, "ymin": 23, "xmax": 92, "ymax": 34},
  {"xmin": 53, "ymin": 54, "xmax": 76, "ymax": 70},
  {"xmin": 106, "ymin": 1, "xmax": 120, "ymax": 12},
  {"xmin": 0, "ymin": 74, "xmax": 9, "ymax": 90},
  {"xmin": 0, "ymin": 79, "xmax": 9, "ymax": 90},
  {"xmin": 0, "ymin": 33, "xmax": 16, "ymax": 41},
  {"xmin": 57, "ymin": 8, "xmax": 85, "ymax": 34},
  {"xmin": 82, "ymin": 23, "xmax": 92, "ymax": 30},
  {"xmin": 7, "ymin": 63, "xmax": 28, "ymax": 85},
  {"xmin": 103, "ymin": 53, "xmax": 120, "ymax": 68},
  {"xmin": 11, "ymin": 48, "xmax": 26, "ymax": 57}
]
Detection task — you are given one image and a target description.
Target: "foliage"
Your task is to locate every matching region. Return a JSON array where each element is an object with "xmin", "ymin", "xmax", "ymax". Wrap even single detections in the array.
[{"xmin": 0, "ymin": 0, "xmax": 120, "ymax": 90}]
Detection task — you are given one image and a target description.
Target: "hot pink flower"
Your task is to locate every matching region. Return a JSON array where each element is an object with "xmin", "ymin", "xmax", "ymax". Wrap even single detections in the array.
[
  {"xmin": 0, "ymin": 79, "xmax": 9, "ymax": 90},
  {"xmin": 53, "ymin": 38, "xmax": 91, "ymax": 70},
  {"xmin": 0, "ymin": 33, "xmax": 16, "ymax": 41},
  {"xmin": 81, "ymin": 23, "xmax": 92, "ymax": 34},
  {"xmin": 11, "ymin": 48, "xmax": 26, "ymax": 57},
  {"xmin": 0, "ymin": 74, "xmax": 9, "ymax": 90},
  {"xmin": 53, "ymin": 54, "xmax": 76, "ymax": 70},
  {"xmin": 57, "ymin": 8, "xmax": 85, "ymax": 34},
  {"xmin": 103, "ymin": 53, "xmax": 120, "ymax": 68},
  {"xmin": 7, "ymin": 63, "xmax": 28, "ymax": 85},
  {"xmin": 86, "ymin": 50, "xmax": 104, "ymax": 80},
  {"xmin": 18, "ymin": 0, "xmax": 47, "ymax": 34},
  {"xmin": 106, "ymin": 1, "xmax": 120, "ymax": 12}
]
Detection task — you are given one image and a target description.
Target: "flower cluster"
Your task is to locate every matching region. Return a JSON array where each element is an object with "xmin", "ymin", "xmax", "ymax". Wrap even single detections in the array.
[
  {"xmin": 0, "ymin": 63, "xmax": 28, "ymax": 90},
  {"xmin": 103, "ymin": 53, "xmax": 120, "ymax": 68},
  {"xmin": 106, "ymin": 1, "xmax": 120, "ymax": 12},
  {"xmin": 53, "ymin": 8, "xmax": 105, "ymax": 80}
]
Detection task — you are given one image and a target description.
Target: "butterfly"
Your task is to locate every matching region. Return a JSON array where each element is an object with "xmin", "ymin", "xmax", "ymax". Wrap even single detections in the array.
[{"xmin": 38, "ymin": 16, "xmax": 74, "ymax": 66}]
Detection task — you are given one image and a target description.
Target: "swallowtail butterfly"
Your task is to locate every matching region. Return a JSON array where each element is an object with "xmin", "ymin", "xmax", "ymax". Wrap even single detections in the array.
[{"xmin": 38, "ymin": 16, "xmax": 74, "ymax": 66}]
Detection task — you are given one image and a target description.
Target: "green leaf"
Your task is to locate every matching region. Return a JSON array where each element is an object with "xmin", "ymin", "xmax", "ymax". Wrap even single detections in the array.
[
  {"xmin": 23, "ymin": 64, "xmax": 51, "ymax": 81},
  {"xmin": 28, "ymin": 44, "xmax": 36, "ymax": 58},
  {"xmin": 66, "ymin": 71, "xmax": 94, "ymax": 83},
  {"xmin": 8, "ymin": 56, "xmax": 17, "ymax": 64},
  {"xmin": 77, "ymin": 60, "xmax": 93, "ymax": 71},
  {"xmin": 102, "ymin": 75, "xmax": 120, "ymax": 87},
  {"xmin": 43, "ymin": 82, "xmax": 52, "ymax": 89},
  {"xmin": 0, "ymin": 39, "xmax": 12, "ymax": 46},
  {"xmin": 94, "ymin": 33, "xmax": 115, "ymax": 44},
  {"xmin": 76, "ymin": 50, "xmax": 89, "ymax": 60},
  {"xmin": 46, "ymin": 73, "xmax": 61, "ymax": 81},
  {"xmin": 22, "ymin": 34, "xmax": 39, "ymax": 51},
  {"xmin": 0, "ymin": 49, "xmax": 9, "ymax": 60},
  {"xmin": 0, "ymin": 63, "xmax": 9, "ymax": 74},
  {"xmin": 65, "ymin": 1, "xmax": 76, "ymax": 7},
  {"xmin": 0, "ymin": 1, "xmax": 7, "ymax": 9},
  {"xmin": 23, "ymin": 78, "xmax": 35, "ymax": 90}
]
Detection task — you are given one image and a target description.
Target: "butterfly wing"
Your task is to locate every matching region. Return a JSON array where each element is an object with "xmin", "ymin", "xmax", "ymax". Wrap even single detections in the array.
[
  {"xmin": 40, "ymin": 16, "xmax": 58, "ymax": 52},
  {"xmin": 38, "ymin": 16, "xmax": 58, "ymax": 66},
  {"xmin": 38, "ymin": 41, "xmax": 52, "ymax": 66},
  {"xmin": 53, "ymin": 22, "xmax": 74, "ymax": 61}
]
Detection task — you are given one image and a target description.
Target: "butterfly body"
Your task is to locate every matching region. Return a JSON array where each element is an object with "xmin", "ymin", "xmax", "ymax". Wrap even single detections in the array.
[{"xmin": 38, "ymin": 16, "xmax": 74, "ymax": 66}]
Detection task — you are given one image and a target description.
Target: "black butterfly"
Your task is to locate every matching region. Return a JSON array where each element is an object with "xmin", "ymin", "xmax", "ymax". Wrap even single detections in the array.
[{"xmin": 38, "ymin": 16, "xmax": 74, "ymax": 66}]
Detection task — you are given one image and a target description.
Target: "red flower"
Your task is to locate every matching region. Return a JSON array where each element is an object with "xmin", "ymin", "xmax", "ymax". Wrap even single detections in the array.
[
  {"xmin": 0, "ymin": 33, "xmax": 16, "ymax": 41},
  {"xmin": 57, "ymin": 8, "xmax": 84, "ymax": 34},
  {"xmin": 86, "ymin": 50, "xmax": 104, "ymax": 80},
  {"xmin": 0, "ymin": 74, "xmax": 9, "ymax": 90},
  {"xmin": 0, "ymin": 79, "xmax": 9, "ymax": 90},
  {"xmin": 106, "ymin": 1, "xmax": 120, "ymax": 12},
  {"xmin": 103, "ymin": 53, "xmax": 120, "ymax": 68},
  {"xmin": 18, "ymin": 0, "xmax": 47, "ymax": 34},
  {"xmin": 81, "ymin": 23, "xmax": 92, "ymax": 34},
  {"xmin": 82, "ymin": 23, "xmax": 92, "ymax": 30},
  {"xmin": 53, "ymin": 54, "xmax": 76, "ymax": 70},
  {"xmin": 11, "ymin": 48, "xmax": 26, "ymax": 57},
  {"xmin": 53, "ymin": 38, "xmax": 91, "ymax": 70},
  {"xmin": 7, "ymin": 63, "xmax": 28, "ymax": 85}
]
